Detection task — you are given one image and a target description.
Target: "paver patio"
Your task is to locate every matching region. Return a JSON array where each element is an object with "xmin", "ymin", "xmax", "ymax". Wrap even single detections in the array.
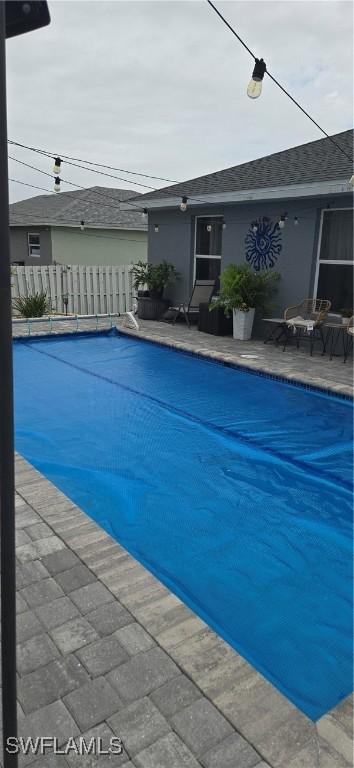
[{"xmin": 4, "ymin": 317, "xmax": 353, "ymax": 767}]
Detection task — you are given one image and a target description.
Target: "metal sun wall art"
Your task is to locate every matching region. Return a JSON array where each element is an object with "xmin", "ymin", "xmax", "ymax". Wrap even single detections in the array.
[{"xmin": 245, "ymin": 217, "xmax": 282, "ymax": 271}]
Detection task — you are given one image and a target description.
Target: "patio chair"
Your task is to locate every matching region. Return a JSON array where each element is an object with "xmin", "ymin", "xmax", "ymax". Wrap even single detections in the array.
[
  {"xmin": 283, "ymin": 298, "xmax": 331, "ymax": 355},
  {"xmin": 168, "ymin": 280, "xmax": 215, "ymax": 328},
  {"xmin": 344, "ymin": 315, "xmax": 354, "ymax": 363}
]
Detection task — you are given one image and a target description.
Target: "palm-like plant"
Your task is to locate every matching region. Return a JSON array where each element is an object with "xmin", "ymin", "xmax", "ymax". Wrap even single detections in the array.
[
  {"xmin": 12, "ymin": 292, "xmax": 52, "ymax": 318},
  {"xmin": 212, "ymin": 264, "xmax": 280, "ymax": 315}
]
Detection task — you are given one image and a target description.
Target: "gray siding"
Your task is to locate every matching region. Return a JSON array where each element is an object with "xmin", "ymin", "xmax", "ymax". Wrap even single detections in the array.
[
  {"xmin": 10, "ymin": 227, "xmax": 52, "ymax": 266},
  {"xmin": 148, "ymin": 195, "xmax": 353, "ymax": 320}
]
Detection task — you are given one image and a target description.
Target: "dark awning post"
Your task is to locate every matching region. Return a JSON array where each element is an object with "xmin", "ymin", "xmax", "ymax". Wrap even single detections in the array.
[
  {"xmin": 1, "ymin": 4, "xmax": 50, "ymax": 765},
  {"xmin": 0, "ymin": 4, "xmax": 17, "ymax": 765}
]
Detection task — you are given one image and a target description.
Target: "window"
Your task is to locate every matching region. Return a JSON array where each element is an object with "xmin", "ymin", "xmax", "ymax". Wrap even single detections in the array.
[
  {"xmin": 315, "ymin": 209, "xmax": 353, "ymax": 312},
  {"xmin": 28, "ymin": 233, "xmax": 40, "ymax": 258},
  {"xmin": 195, "ymin": 216, "xmax": 223, "ymax": 282}
]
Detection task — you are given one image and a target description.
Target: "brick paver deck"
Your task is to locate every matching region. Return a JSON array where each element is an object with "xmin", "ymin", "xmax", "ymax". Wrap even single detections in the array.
[{"xmin": 6, "ymin": 317, "xmax": 353, "ymax": 767}]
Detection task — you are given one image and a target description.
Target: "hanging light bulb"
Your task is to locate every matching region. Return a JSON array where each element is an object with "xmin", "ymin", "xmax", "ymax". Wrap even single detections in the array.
[
  {"xmin": 54, "ymin": 177, "xmax": 61, "ymax": 192},
  {"xmin": 222, "ymin": 218, "xmax": 226, "ymax": 230},
  {"xmin": 142, "ymin": 208, "xmax": 148, "ymax": 220},
  {"xmin": 252, "ymin": 221, "xmax": 258, "ymax": 233},
  {"xmin": 206, "ymin": 224, "xmax": 212, "ymax": 232},
  {"xmin": 294, "ymin": 216, "xmax": 299, "ymax": 226},
  {"xmin": 180, "ymin": 196, "xmax": 188, "ymax": 212},
  {"xmin": 154, "ymin": 224, "xmax": 159, "ymax": 233},
  {"xmin": 53, "ymin": 157, "xmax": 61, "ymax": 174},
  {"xmin": 80, "ymin": 220, "xmax": 85, "ymax": 231},
  {"xmin": 278, "ymin": 214, "xmax": 286, "ymax": 229},
  {"xmin": 247, "ymin": 58, "xmax": 266, "ymax": 99}
]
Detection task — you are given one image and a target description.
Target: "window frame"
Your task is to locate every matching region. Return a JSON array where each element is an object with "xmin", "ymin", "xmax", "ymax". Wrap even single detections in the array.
[
  {"xmin": 193, "ymin": 215, "xmax": 223, "ymax": 282},
  {"xmin": 313, "ymin": 208, "xmax": 354, "ymax": 307},
  {"xmin": 27, "ymin": 232, "xmax": 41, "ymax": 258}
]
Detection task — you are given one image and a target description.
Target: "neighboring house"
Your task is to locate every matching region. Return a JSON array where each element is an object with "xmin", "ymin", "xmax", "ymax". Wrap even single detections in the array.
[
  {"xmin": 136, "ymin": 130, "xmax": 353, "ymax": 315},
  {"xmin": 9, "ymin": 187, "xmax": 147, "ymax": 267}
]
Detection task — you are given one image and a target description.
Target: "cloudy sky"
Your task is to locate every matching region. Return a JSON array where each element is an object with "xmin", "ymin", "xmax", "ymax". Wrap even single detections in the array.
[{"xmin": 6, "ymin": 0, "xmax": 353, "ymax": 203}]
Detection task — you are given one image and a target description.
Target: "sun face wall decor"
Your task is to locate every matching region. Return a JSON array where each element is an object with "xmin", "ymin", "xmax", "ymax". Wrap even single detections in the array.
[{"xmin": 245, "ymin": 216, "xmax": 282, "ymax": 271}]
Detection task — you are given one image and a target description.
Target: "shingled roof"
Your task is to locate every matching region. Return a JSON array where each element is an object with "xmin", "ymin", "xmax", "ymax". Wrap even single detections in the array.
[
  {"xmin": 137, "ymin": 129, "xmax": 353, "ymax": 203},
  {"xmin": 9, "ymin": 187, "xmax": 146, "ymax": 230}
]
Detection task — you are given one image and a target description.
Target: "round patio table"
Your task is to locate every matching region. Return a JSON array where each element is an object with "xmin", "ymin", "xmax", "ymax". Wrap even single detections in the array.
[{"xmin": 321, "ymin": 322, "xmax": 349, "ymax": 361}]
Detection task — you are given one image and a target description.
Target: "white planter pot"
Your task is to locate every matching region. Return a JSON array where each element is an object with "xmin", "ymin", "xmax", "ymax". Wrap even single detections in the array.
[{"xmin": 232, "ymin": 308, "xmax": 255, "ymax": 341}]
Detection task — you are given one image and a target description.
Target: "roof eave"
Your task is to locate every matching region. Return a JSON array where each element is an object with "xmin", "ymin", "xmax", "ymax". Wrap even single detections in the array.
[{"xmin": 137, "ymin": 179, "xmax": 353, "ymax": 209}]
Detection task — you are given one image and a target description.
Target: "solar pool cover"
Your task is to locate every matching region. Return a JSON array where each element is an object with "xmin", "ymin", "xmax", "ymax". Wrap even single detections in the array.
[{"xmin": 13, "ymin": 330, "xmax": 353, "ymax": 720}]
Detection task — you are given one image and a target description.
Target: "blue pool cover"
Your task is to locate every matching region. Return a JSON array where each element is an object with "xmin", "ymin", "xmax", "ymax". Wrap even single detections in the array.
[{"xmin": 13, "ymin": 330, "xmax": 353, "ymax": 720}]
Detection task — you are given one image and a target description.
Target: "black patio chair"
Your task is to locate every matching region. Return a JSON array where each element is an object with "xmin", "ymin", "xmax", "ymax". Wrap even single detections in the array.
[{"xmin": 168, "ymin": 280, "xmax": 216, "ymax": 328}]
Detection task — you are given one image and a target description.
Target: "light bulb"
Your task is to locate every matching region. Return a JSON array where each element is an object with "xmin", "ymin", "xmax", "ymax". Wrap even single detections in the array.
[
  {"xmin": 180, "ymin": 196, "xmax": 188, "ymax": 212},
  {"xmin": 142, "ymin": 208, "xmax": 148, "ymax": 219},
  {"xmin": 54, "ymin": 177, "xmax": 61, "ymax": 192},
  {"xmin": 206, "ymin": 224, "xmax": 212, "ymax": 232},
  {"xmin": 53, "ymin": 157, "xmax": 61, "ymax": 174},
  {"xmin": 252, "ymin": 222, "xmax": 258, "ymax": 233},
  {"xmin": 247, "ymin": 58, "xmax": 266, "ymax": 100},
  {"xmin": 222, "ymin": 220, "xmax": 226, "ymax": 230},
  {"xmin": 278, "ymin": 217, "xmax": 285, "ymax": 229},
  {"xmin": 294, "ymin": 217, "xmax": 299, "ymax": 226},
  {"xmin": 80, "ymin": 220, "xmax": 85, "ymax": 231},
  {"xmin": 154, "ymin": 224, "xmax": 159, "ymax": 233},
  {"xmin": 247, "ymin": 80, "xmax": 263, "ymax": 99}
]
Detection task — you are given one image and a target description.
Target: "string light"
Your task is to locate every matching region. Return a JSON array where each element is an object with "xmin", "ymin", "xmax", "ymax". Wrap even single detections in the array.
[
  {"xmin": 180, "ymin": 196, "xmax": 188, "ymax": 212},
  {"xmin": 278, "ymin": 213, "xmax": 287, "ymax": 229},
  {"xmin": 54, "ymin": 177, "xmax": 61, "ymax": 192},
  {"xmin": 80, "ymin": 220, "xmax": 85, "ymax": 231},
  {"xmin": 222, "ymin": 218, "xmax": 226, "ymax": 229},
  {"xmin": 252, "ymin": 221, "xmax": 258, "ymax": 233},
  {"xmin": 142, "ymin": 208, "xmax": 148, "ymax": 219},
  {"xmin": 247, "ymin": 58, "xmax": 266, "ymax": 100},
  {"xmin": 294, "ymin": 216, "xmax": 299, "ymax": 226},
  {"xmin": 53, "ymin": 157, "xmax": 62, "ymax": 174},
  {"xmin": 154, "ymin": 224, "xmax": 159, "ymax": 232},
  {"xmin": 206, "ymin": 223, "xmax": 212, "ymax": 232}
]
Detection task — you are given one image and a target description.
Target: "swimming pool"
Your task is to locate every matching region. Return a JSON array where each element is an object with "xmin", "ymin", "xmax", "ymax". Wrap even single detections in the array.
[{"xmin": 13, "ymin": 330, "xmax": 353, "ymax": 720}]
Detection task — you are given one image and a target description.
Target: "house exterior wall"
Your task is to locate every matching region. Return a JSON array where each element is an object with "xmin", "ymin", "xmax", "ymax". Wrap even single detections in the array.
[
  {"xmin": 10, "ymin": 227, "xmax": 52, "ymax": 266},
  {"xmin": 51, "ymin": 227, "xmax": 147, "ymax": 267},
  {"xmin": 148, "ymin": 194, "xmax": 353, "ymax": 318}
]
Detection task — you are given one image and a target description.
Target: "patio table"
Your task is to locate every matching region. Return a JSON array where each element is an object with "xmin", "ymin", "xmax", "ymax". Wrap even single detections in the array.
[{"xmin": 322, "ymin": 322, "xmax": 350, "ymax": 361}]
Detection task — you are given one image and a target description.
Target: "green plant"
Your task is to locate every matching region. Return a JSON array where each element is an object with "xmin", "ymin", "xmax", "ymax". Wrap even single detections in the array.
[
  {"xmin": 12, "ymin": 292, "xmax": 52, "ymax": 318},
  {"xmin": 211, "ymin": 264, "xmax": 280, "ymax": 315},
  {"xmin": 340, "ymin": 308, "xmax": 353, "ymax": 318},
  {"xmin": 132, "ymin": 260, "xmax": 179, "ymax": 298}
]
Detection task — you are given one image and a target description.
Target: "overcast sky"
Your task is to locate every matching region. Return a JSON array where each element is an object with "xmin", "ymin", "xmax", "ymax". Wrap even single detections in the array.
[{"xmin": 6, "ymin": 0, "xmax": 353, "ymax": 203}]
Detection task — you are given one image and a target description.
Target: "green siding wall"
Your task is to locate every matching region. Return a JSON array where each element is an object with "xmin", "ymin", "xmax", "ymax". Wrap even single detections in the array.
[{"xmin": 51, "ymin": 226, "xmax": 147, "ymax": 267}]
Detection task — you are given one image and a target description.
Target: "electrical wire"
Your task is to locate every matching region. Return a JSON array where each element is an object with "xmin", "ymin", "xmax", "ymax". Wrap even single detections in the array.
[
  {"xmin": 8, "ymin": 140, "xmax": 178, "ymax": 185},
  {"xmin": 9, "ymin": 178, "xmax": 55, "ymax": 195},
  {"xmin": 8, "ymin": 143, "xmax": 216, "ymax": 207},
  {"xmin": 206, "ymin": 0, "xmax": 353, "ymax": 164},
  {"xmin": 8, "ymin": 156, "xmax": 144, "ymax": 212}
]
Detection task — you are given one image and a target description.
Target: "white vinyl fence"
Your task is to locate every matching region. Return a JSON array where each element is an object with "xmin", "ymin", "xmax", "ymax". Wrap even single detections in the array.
[{"xmin": 11, "ymin": 264, "xmax": 133, "ymax": 315}]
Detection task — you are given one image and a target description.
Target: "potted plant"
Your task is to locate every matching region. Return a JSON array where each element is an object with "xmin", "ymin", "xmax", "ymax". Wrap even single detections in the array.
[
  {"xmin": 340, "ymin": 308, "xmax": 353, "ymax": 325},
  {"xmin": 211, "ymin": 264, "xmax": 280, "ymax": 341},
  {"xmin": 132, "ymin": 260, "xmax": 179, "ymax": 319}
]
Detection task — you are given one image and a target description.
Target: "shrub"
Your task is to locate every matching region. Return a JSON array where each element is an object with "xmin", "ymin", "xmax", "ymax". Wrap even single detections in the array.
[
  {"xmin": 132, "ymin": 260, "xmax": 179, "ymax": 299},
  {"xmin": 12, "ymin": 292, "xmax": 52, "ymax": 318},
  {"xmin": 211, "ymin": 264, "xmax": 280, "ymax": 315}
]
